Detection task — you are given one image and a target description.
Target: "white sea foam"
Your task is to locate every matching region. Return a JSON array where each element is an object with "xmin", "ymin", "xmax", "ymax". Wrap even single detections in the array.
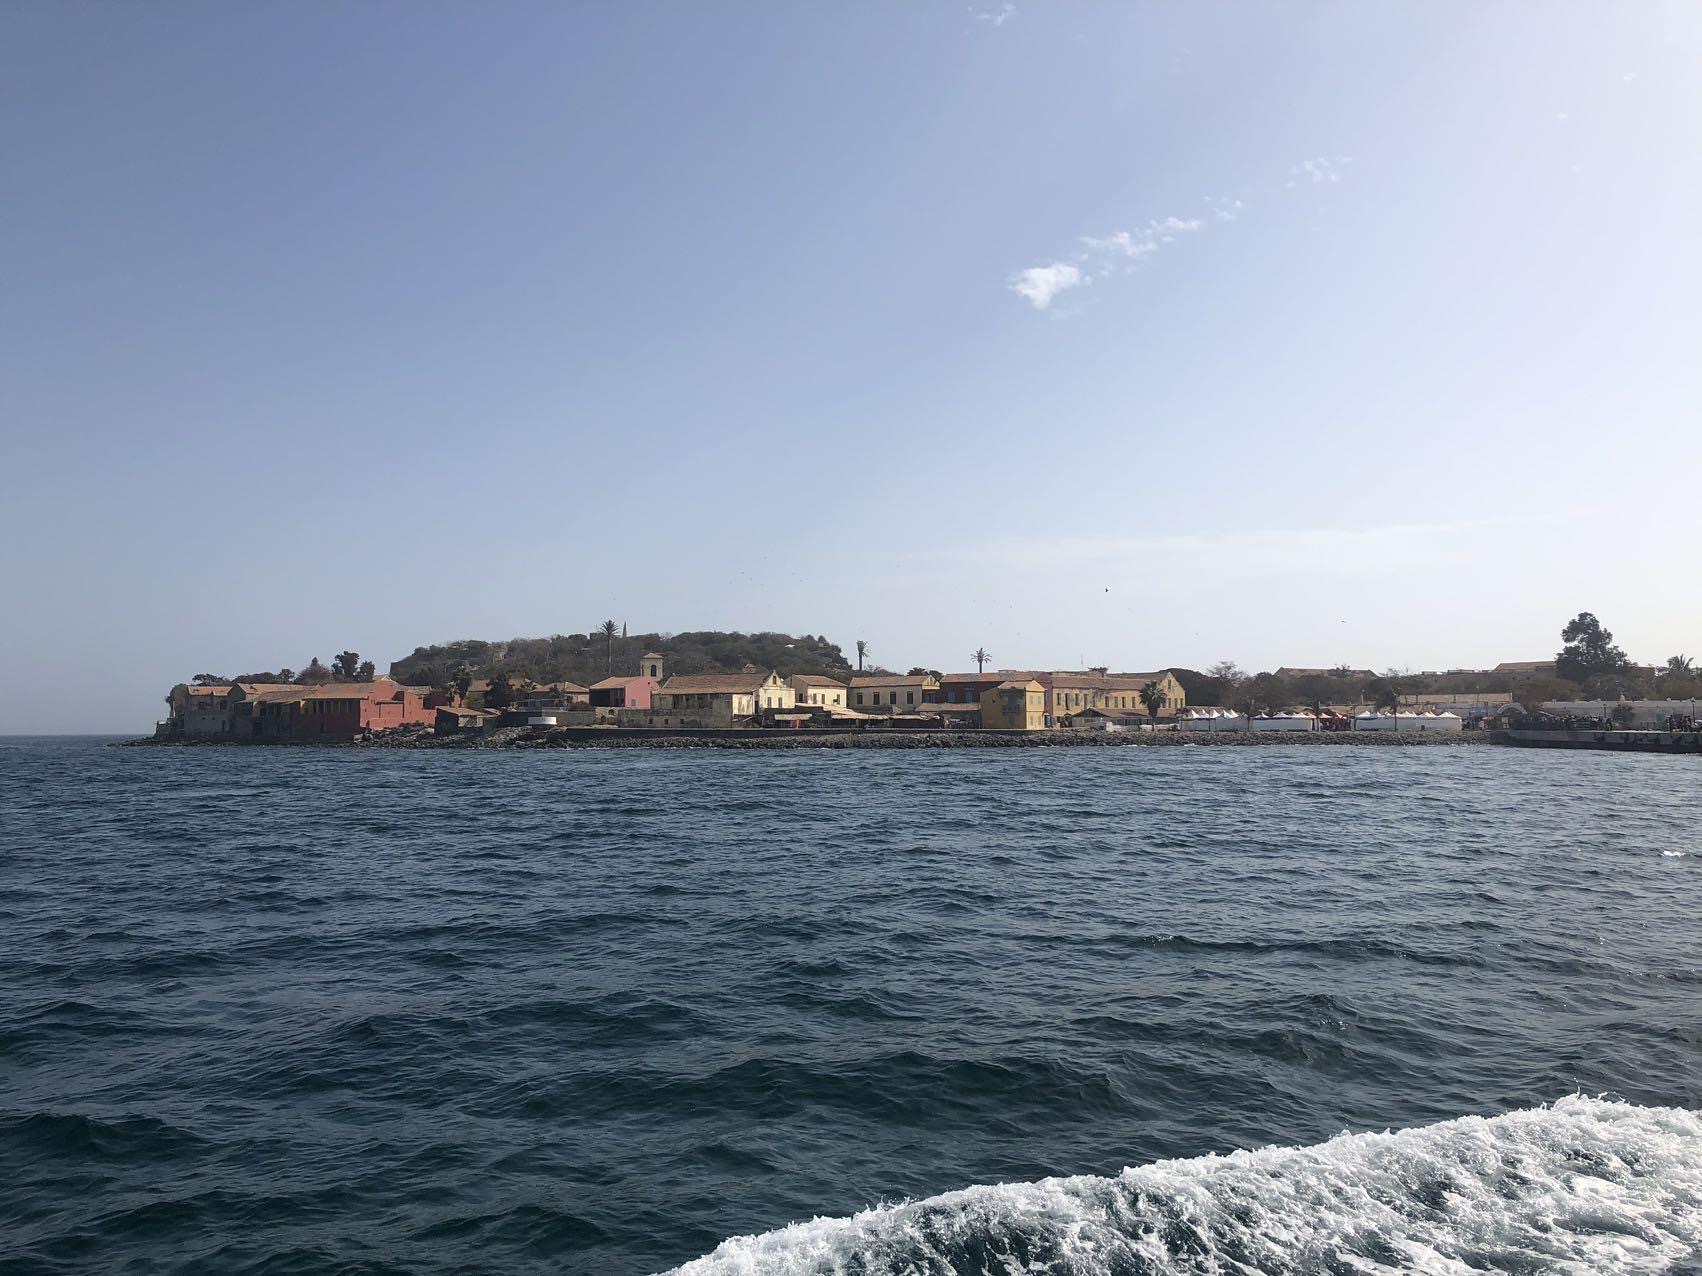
[{"xmin": 664, "ymin": 1097, "xmax": 1702, "ymax": 1274}]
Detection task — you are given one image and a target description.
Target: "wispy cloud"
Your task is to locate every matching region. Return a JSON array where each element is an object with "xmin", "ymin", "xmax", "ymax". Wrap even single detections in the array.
[
  {"xmin": 1008, "ymin": 215, "xmax": 1200, "ymax": 310},
  {"xmin": 1286, "ymin": 156, "xmax": 1347, "ymax": 187},
  {"xmin": 974, "ymin": 3, "xmax": 1015, "ymax": 27},
  {"xmin": 1009, "ymin": 261, "xmax": 1086, "ymax": 311},
  {"xmin": 1082, "ymin": 216, "xmax": 1202, "ymax": 262},
  {"xmin": 1010, "ymin": 157, "xmax": 1346, "ymax": 312}
]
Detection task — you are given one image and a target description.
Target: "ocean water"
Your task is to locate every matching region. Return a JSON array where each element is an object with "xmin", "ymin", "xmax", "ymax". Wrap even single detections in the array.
[{"xmin": 2, "ymin": 738, "xmax": 1699, "ymax": 1275}]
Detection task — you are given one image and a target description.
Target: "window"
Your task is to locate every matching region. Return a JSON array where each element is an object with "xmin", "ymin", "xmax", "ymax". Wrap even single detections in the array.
[
  {"xmin": 855, "ymin": 693, "xmax": 864, "ymax": 705},
  {"xmin": 906, "ymin": 691, "xmax": 914, "ymax": 705}
]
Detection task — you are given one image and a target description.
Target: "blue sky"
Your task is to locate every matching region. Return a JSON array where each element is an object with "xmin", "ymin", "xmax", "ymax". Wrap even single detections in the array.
[{"xmin": 3, "ymin": 2, "xmax": 1698, "ymax": 732}]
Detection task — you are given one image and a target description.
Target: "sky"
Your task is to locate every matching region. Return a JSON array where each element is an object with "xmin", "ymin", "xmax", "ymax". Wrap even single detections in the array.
[{"xmin": 2, "ymin": 2, "xmax": 1699, "ymax": 732}]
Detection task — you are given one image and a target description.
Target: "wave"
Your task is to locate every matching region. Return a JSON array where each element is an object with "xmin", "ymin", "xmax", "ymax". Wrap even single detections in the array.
[{"xmin": 663, "ymin": 1097, "xmax": 1702, "ymax": 1274}]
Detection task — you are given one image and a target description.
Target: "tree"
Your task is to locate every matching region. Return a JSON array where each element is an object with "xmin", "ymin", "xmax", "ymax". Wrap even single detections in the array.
[
  {"xmin": 1368, "ymin": 677, "xmax": 1402, "ymax": 725},
  {"xmin": 972, "ymin": 647, "xmax": 990, "ymax": 674},
  {"xmin": 333, "ymin": 651, "xmax": 362, "ymax": 680},
  {"xmin": 297, "ymin": 658, "xmax": 332, "ymax": 684},
  {"xmin": 1664, "ymin": 654, "xmax": 1694, "ymax": 678},
  {"xmin": 855, "ymin": 640, "xmax": 869, "ymax": 671},
  {"xmin": 1206, "ymin": 660, "xmax": 1244, "ymax": 686},
  {"xmin": 190, "ymin": 673, "xmax": 227, "ymax": 686},
  {"xmin": 1556, "ymin": 612, "xmax": 1629, "ymax": 683},
  {"xmin": 485, "ymin": 672, "xmax": 515, "ymax": 710},
  {"xmin": 599, "ymin": 620, "xmax": 619, "ymax": 673},
  {"xmin": 452, "ymin": 665, "xmax": 474, "ymax": 700},
  {"xmin": 276, "ymin": 668, "xmax": 296, "ymax": 684},
  {"xmin": 356, "ymin": 660, "xmax": 375, "ymax": 681},
  {"xmin": 1139, "ymin": 680, "xmax": 1164, "ymax": 724}
]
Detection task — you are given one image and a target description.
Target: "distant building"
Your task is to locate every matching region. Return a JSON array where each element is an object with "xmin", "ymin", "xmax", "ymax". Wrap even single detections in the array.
[
  {"xmin": 1274, "ymin": 667, "xmax": 1376, "ymax": 681},
  {"xmin": 942, "ymin": 668, "xmax": 1184, "ymax": 725},
  {"xmin": 652, "ymin": 669, "xmax": 794, "ymax": 726},
  {"xmin": 789, "ymin": 674, "xmax": 848, "ymax": 708},
  {"xmin": 639, "ymin": 652, "xmax": 667, "ymax": 681},
  {"xmin": 981, "ymin": 679, "xmax": 1046, "ymax": 731},
  {"xmin": 848, "ymin": 674, "xmax": 939, "ymax": 711},
  {"xmin": 588, "ymin": 675, "xmax": 657, "ymax": 711},
  {"xmin": 937, "ymin": 672, "xmax": 1008, "ymax": 705},
  {"xmin": 1493, "ymin": 661, "xmax": 1559, "ymax": 678},
  {"xmin": 1051, "ymin": 670, "xmax": 1185, "ymax": 720},
  {"xmin": 229, "ymin": 678, "xmax": 435, "ymax": 741},
  {"xmin": 435, "ymin": 706, "xmax": 496, "ymax": 734}
]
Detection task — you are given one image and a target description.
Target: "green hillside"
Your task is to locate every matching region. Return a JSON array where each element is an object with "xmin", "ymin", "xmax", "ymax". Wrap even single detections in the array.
[{"xmin": 389, "ymin": 630, "xmax": 856, "ymax": 688}]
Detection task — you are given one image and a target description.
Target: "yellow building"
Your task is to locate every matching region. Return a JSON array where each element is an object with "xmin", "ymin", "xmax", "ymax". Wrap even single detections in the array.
[
  {"xmin": 848, "ymin": 673, "xmax": 939, "ymax": 712},
  {"xmin": 1050, "ymin": 670, "xmax": 1186, "ymax": 720},
  {"xmin": 651, "ymin": 669, "xmax": 794, "ymax": 725},
  {"xmin": 789, "ymin": 674, "xmax": 847, "ymax": 708},
  {"xmin": 981, "ymin": 679, "xmax": 1046, "ymax": 730}
]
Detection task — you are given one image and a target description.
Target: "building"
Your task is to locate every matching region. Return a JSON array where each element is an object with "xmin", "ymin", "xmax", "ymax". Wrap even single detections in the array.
[
  {"xmin": 789, "ymin": 674, "xmax": 848, "ymax": 708},
  {"xmin": 940, "ymin": 669, "xmax": 1184, "ymax": 725},
  {"xmin": 165, "ymin": 683, "xmax": 234, "ymax": 736},
  {"xmin": 639, "ymin": 652, "xmax": 667, "ymax": 680},
  {"xmin": 848, "ymin": 673, "xmax": 940, "ymax": 711},
  {"xmin": 1275, "ymin": 667, "xmax": 1376, "ymax": 681},
  {"xmin": 229, "ymin": 679, "xmax": 436, "ymax": 741},
  {"xmin": 981, "ymin": 679, "xmax": 1046, "ymax": 730},
  {"xmin": 435, "ymin": 706, "xmax": 496, "ymax": 734},
  {"xmin": 1050, "ymin": 670, "xmax": 1185, "ymax": 720},
  {"xmin": 588, "ymin": 675, "xmax": 657, "ymax": 711},
  {"xmin": 937, "ymin": 672, "xmax": 1008, "ymax": 705},
  {"xmin": 652, "ymin": 669, "xmax": 795, "ymax": 726},
  {"xmin": 532, "ymin": 681, "xmax": 590, "ymax": 705},
  {"xmin": 1493, "ymin": 661, "xmax": 1559, "ymax": 679}
]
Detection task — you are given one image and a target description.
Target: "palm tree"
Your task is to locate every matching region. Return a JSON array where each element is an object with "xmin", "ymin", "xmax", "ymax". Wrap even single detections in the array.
[
  {"xmin": 1373, "ymin": 682, "xmax": 1400, "ymax": 732},
  {"xmin": 1666, "ymin": 654, "xmax": 1694, "ymax": 677},
  {"xmin": 972, "ymin": 647, "xmax": 990, "ymax": 673},
  {"xmin": 855, "ymin": 639, "xmax": 869, "ymax": 671},
  {"xmin": 1139, "ymin": 680, "xmax": 1164, "ymax": 725},
  {"xmin": 599, "ymin": 619, "xmax": 618, "ymax": 673}
]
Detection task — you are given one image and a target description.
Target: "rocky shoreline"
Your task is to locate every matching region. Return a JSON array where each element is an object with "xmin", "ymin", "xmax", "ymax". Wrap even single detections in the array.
[{"xmin": 122, "ymin": 726, "xmax": 1495, "ymax": 751}]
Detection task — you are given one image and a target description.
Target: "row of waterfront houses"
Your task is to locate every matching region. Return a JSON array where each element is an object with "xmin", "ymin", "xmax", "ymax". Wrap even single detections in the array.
[
  {"xmin": 161, "ymin": 656, "xmax": 1191, "ymax": 740},
  {"xmin": 165, "ymin": 678, "xmax": 440, "ymax": 741}
]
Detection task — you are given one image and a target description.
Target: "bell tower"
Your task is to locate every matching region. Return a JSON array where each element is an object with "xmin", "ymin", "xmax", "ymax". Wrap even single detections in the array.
[{"xmin": 642, "ymin": 652, "xmax": 665, "ymax": 681}]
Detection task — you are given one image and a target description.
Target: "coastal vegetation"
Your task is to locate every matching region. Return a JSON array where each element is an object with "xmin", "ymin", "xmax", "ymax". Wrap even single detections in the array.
[{"xmin": 388, "ymin": 630, "xmax": 856, "ymax": 691}]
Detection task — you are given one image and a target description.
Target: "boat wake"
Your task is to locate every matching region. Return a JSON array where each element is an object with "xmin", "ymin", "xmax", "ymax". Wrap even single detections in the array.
[{"xmin": 664, "ymin": 1096, "xmax": 1702, "ymax": 1274}]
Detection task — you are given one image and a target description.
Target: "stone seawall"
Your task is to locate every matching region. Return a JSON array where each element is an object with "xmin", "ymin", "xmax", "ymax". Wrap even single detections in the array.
[{"xmin": 121, "ymin": 727, "xmax": 1493, "ymax": 751}]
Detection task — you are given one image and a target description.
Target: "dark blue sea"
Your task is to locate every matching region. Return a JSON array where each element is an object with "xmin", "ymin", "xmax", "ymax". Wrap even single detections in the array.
[{"xmin": 3, "ymin": 737, "xmax": 1700, "ymax": 1274}]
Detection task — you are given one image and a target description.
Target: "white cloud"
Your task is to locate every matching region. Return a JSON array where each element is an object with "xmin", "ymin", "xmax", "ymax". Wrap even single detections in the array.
[
  {"xmin": 1286, "ymin": 157, "xmax": 1347, "ymax": 187},
  {"xmin": 1008, "ymin": 261, "xmax": 1086, "ymax": 310},
  {"xmin": 1082, "ymin": 216, "xmax": 1202, "ymax": 260},
  {"xmin": 1207, "ymin": 196, "xmax": 1245, "ymax": 223},
  {"xmin": 975, "ymin": 3, "xmax": 1015, "ymax": 26},
  {"xmin": 1010, "ymin": 160, "xmax": 1337, "ymax": 313},
  {"xmin": 1009, "ymin": 214, "xmax": 1201, "ymax": 309}
]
